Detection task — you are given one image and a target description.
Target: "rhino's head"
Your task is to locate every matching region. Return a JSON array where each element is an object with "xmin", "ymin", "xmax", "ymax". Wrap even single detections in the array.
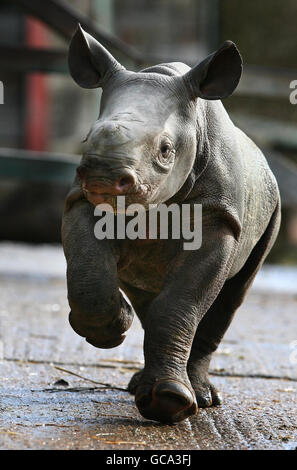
[{"xmin": 69, "ymin": 25, "xmax": 242, "ymax": 209}]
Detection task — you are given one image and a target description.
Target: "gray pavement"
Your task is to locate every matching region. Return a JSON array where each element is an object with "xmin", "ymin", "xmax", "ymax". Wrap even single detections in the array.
[{"xmin": 0, "ymin": 243, "xmax": 296, "ymax": 450}]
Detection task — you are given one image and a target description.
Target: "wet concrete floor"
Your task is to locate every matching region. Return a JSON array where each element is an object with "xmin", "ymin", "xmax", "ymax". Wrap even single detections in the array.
[{"xmin": 0, "ymin": 243, "xmax": 296, "ymax": 450}]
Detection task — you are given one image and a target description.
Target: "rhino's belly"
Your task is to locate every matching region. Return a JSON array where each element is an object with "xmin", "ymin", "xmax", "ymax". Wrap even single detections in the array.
[{"xmin": 118, "ymin": 239, "xmax": 172, "ymax": 293}]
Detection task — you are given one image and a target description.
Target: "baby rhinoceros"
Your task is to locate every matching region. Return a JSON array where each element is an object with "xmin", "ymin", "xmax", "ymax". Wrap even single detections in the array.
[{"xmin": 62, "ymin": 25, "xmax": 281, "ymax": 424}]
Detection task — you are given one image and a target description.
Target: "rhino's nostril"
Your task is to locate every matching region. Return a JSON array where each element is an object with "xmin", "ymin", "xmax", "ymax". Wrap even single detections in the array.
[
  {"xmin": 119, "ymin": 177, "xmax": 132, "ymax": 187},
  {"xmin": 115, "ymin": 175, "xmax": 135, "ymax": 193}
]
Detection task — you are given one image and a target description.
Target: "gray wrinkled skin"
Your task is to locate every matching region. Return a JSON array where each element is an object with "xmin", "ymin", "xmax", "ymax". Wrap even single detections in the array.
[{"xmin": 62, "ymin": 26, "xmax": 281, "ymax": 423}]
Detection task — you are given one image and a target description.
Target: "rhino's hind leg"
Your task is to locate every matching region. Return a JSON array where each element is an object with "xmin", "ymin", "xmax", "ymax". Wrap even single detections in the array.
[
  {"xmin": 188, "ymin": 202, "xmax": 281, "ymax": 407},
  {"xmin": 187, "ymin": 275, "xmax": 250, "ymax": 408}
]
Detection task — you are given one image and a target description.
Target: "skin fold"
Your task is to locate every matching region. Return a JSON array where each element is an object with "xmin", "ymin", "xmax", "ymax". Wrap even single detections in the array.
[{"xmin": 62, "ymin": 25, "xmax": 281, "ymax": 423}]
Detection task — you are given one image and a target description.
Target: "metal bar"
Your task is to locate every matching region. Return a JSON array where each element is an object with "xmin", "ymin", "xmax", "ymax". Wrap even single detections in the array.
[
  {"xmin": 10, "ymin": 0, "xmax": 146, "ymax": 66},
  {"xmin": 25, "ymin": 16, "xmax": 50, "ymax": 151},
  {"xmin": 230, "ymin": 113, "xmax": 297, "ymax": 149},
  {"xmin": 0, "ymin": 45, "xmax": 67, "ymax": 73},
  {"xmin": 236, "ymin": 64, "xmax": 297, "ymax": 98},
  {"xmin": 0, "ymin": 148, "xmax": 78, "ymax": 183}
]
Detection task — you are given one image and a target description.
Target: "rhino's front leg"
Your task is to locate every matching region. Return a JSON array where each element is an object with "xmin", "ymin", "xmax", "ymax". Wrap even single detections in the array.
[
  {"xmin": 62, "ymin": 199, "xmax": 133, "ymax": 348},
  {"xmin": 135, "ymin": 222, "xmax": 238, "ymax": 423}
]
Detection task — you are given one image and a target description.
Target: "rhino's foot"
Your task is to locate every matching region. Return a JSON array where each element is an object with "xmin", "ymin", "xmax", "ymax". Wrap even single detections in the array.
[
  {"xmin": 127, "ymin": 369, "xmax": 143, "ymax": 395},
  {"xmin": 189, "ymin": 372, "xmax": 222, "ymax": 408},
  {"xmin": 187, "ymin": 352, "xmax": 222, "ymax": 408},
  {"xmin": 135, "ymin": 376, "xmax": 198, "ymax": 424}
]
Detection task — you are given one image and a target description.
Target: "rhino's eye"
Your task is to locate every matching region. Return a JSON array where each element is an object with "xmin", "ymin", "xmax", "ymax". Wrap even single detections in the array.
[{"xmin": 160, "ymin": 143, "xmax": 171, "ymax": 158}]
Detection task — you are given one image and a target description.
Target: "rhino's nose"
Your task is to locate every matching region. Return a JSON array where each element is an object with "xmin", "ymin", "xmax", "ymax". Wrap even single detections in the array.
[
  {"xmin": 77, "ymin": 166, "xmax": 135, "ymax": 204},
  {"xmin": 78, "ymin": 171, "xmax": 134, "ymax": 195}
]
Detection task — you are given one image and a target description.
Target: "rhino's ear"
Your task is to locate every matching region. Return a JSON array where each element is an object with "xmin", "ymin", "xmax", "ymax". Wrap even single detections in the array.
[
  {"xmin": 68, "ymin": 24, "xmax": 124, "ymax": 89},
  {"xmin": 183, "ymin": 41, "xmax": 242, "ymax": 100}
]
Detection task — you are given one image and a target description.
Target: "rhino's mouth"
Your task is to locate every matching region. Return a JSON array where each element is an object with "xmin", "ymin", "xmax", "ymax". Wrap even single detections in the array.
[
  {"xmin": 82, "ymin": 186, "xmax": 115, "ymax": 206},
  {"xmin": 81, "ymin": 177, "xmax": 154, "ymax": 210}
]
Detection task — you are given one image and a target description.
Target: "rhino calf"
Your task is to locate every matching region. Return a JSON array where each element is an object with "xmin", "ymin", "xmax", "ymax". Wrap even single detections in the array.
[{"xmin": 62, "ymin": 26, "xmax": 280, "ymax": 423}]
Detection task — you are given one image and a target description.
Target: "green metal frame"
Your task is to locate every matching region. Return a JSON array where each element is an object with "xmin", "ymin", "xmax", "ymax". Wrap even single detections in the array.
[{"xmin": 0, "ymin": 149, "xmax": 77, "ymax": 183}]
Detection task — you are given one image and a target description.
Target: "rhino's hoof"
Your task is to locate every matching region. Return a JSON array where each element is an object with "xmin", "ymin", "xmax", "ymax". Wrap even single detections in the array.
[
  {"xmin": 135, "ymin": 379, "xmax": 198, "ymax": 424},
  {"xmin": 194, "ymin": 383, "xmax": 222, "ymax": 408},
  {"xmin": 86, "ymin": 334, "xmax": 126, "ymax": 349},
  {"xmin": 128, "ymin": 369, "xmax": 143, "ymax": 395},
  {"xmin": 69, "ymin": 311, "xmax": 126, "ymax": 349}
]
